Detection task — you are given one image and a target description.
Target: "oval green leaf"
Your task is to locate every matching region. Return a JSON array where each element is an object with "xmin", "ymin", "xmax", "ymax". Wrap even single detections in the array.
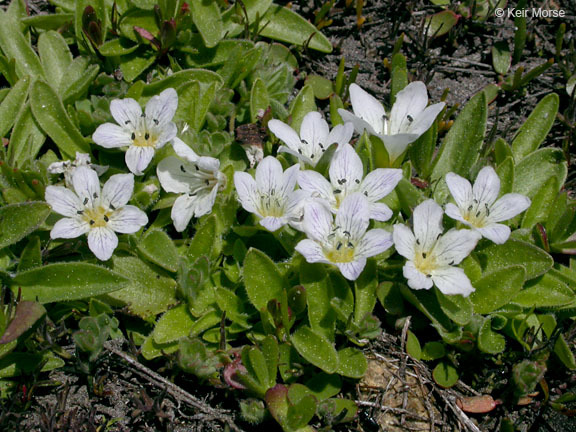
[
  {"xmin": 243, "ymin": 248, "xmax": 284, "ymax": 311},
  {"xmin": 290, "ymin": 325, "xmax": 338, "ymax": 374},
  {"xmin": 0, "ymin": 202, "xmax": 50, "ymax": 250}
]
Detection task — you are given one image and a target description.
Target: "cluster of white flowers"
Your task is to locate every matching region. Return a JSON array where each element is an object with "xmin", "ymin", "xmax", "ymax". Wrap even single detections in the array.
[{"xmin": 45, "ymin": 83, "xmax": 531, "ymax": 297}]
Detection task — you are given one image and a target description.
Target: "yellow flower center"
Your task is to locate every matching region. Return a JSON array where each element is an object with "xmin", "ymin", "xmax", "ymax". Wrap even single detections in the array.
[
  {"xmin": 258, "ymin": 191, "xmax": 284, "ymax": 218},
  {"xmin": 131, "ymin": 130, "xmax": 157, "ymax": 147},
  {"xmin": 462, "ymin": 201, "xmax": 490, "ymax": 228},
  {"xmin": 83, "ymin": 206, "xmax": 113, "ymax": 228},
  {"xmin": 413, "ymin": 249, "xmax": 437, "ymax": 276}
]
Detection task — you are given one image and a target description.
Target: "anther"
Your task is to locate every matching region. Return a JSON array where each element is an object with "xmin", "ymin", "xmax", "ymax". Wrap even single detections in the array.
[
  {"xmin": 103, "ymin": 215, "xmax": 109, "ymax": 222},
  {"xmin": 407, "ymin": 115, "xmax": 413, "ymax": 122},
  {"xmin": 153, "ymin": 119, "xmax": 159, "ymax": 125},
  {"xmin": 180, "ymin": 165, "xmax": 186, "ymax": 173},
  {"xmin": 89, "ymin": 220, "xmax": 95, "ymax": 225},
  {"xmin": 336, "ymin": 242, "xmax": 343, "ymax": 250},
  {"xmin": 334, "ymin": 189, "xmax": 342, "ymax": 194},
  {"xmin": 93, "ymin": 192, "xmax": 98, "ymax": 199},
  {"xmin": 76, "ymin": 210, "xmax": 84, "ymax": 215},
  {"xmin": 131, "ymin": 132, "xmax": 136, "ymax": 140},
  {"xmin": 83, "ymin": 197, "xmax": 89, "ymax": 205},
  {"xmin": 347, "ymin": 242, "xmax": 354, "ymax": 248},
  {"xmin": 422, "ymin": 252, "xmax": 427, "ymax": 258},
  {"xmin": 144, "ymin": 132, "xmax": 150, "ymax": 140}
]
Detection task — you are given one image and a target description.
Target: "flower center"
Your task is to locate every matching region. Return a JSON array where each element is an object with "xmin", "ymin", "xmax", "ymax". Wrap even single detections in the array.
[
  {"xmin": 462, "ymin": 199, "xmax": 490, "ymax": 228},
  {"xmin": 413, "ymin": 248, "xmax": 437, "ymax": 277},
  {"xmin": 82, "ymin": 206, "xmax": 113, "ymax": 228},
  {"xmin": 258, "ymin": 189, "xmax": 284, "ymax": 218},
  {"xmin": 324, "ymin": 229, "xmax": 356, "ymax": 263},
  {"xmin": 131, "ymin": 130, "xmax": 157, "ymax": 147}
]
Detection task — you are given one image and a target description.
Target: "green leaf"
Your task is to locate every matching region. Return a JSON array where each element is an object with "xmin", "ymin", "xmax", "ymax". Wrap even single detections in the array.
[
  {"xmin": 29, "ymin": 80, "xmax": 90, "ymax": 158},
  {"xmin": 513, "ymin": 149, "xmax": 566, "ymax": 199},
  {"xmin": 177, "ymin": 80, "xmax": 218, "ymax": 131},
  {"xmin": 336, "ymin": 347, "xmax": 367, "ymax": 378},
  {"xmin": 0, "ymin": 9, "xmax": 44, "ymax": 79},
  {"xmin": 470, "ymin": 266, "xmax": 526, "ymax": 314},
  {"xmin": 0, "ymin": 301, "xmax": 46, "ymax": 344},
  {"xmin": 390, "ymin": 53, "xmax": 408, "ymax": 105},
  {"xmin": 305, "ymin": 373, "xmax": 341, "ymax": 401},
  {"xmin": 408, "ymin": 121, "xmax": 437, "ymax": 179},
  {"xmin": 21, "ymin": 13, "xmax": 74, "ymax": 30},
  {"xmin": 512, "ymin": 93, "xmax": 559, "ymax": 161},
  {"xmin": 0, "ymin": 75, "xmax": 30, "ymax": 138},
  {"xmin": 190, "ymin": 0, "xmax": 223, "ymax": 48},
  {"xmin": 305, "ymin": 75, "xmax": 333, "ymax": 100},
  {"xmin": 318, "ymin": 398, "xmax": 357, "ymax": 424},
  {"xmin": 118, "ymin": 8, "xmax": 159, "ymax": 43},
  {"xmin": 425, "ymin": 10, "xmax": 459, "ymax": 38},
  {"xmin": 187, "ymin": 215, "xmax": 216, "ymax": 262},
  {"xmin": 286, "ymin": 384, "xmax": 317, "ymax": 429},
  {"xmin": 289, "ymin": 84, "xmax": 316, "ymax": 133},
  {"xmin": 142, "ymin": 69, "xmax": 223, "ymax": 96},
  {"xmin": 301, "ymin": 262, "xmax": 334, "ymax": 339},
  {"xmin": 290, "ymin": 325, "xmax": 338, "ymax": 374},
  {"xmin": 119, "ymin": 49, "xmax": 156, "ymax": 83},
  {"xmin": 476, "ymin": 239, "xmax": 553, "ymax": 281},
  {"xmin": 17, "ymin": 236, "xmax": 42, "ymax": 273},
  {"xmin": 496, "ymin": 156, "xmax": 514, "ymax": 195},
  {"xmin": 38, "ymin": 31, "xmax": 72, "ymax": 90},
  {"xmin": 221, "ymin": 0, "xmax": 273, "ymax": 37},
  {"xmin": 421, "ymin": 341, "xmax": 446, "ymax": 361},
  {"xmin": 513, "ymin": 273, "xmax": 575, "ymax": 308},
  {"xmin": 14, "ymin": 263, "xmax": 128, "ymax": 303},
  {"xmin": 0, "ymin": 202, "xmax": 50, "ymax": 250},
  {"xmin": 259, "ymin": 5, "xmax": 332, "ymax": 53},
  {"xmin": 554, "ymin": 334, "xmax": 576, "ymax": 370},
  {"xmin": 0, "ymin": 352, "xmax": 64, "ymax": 378},
  {"xmin": 492, "ymin": 41, "xmax": 511, "ymax": 75},
  {"xmin": 521, "ymin": 177, "xmax": 558, "ymax": 229},
  {"xmin": 432, "ymin": 91, "xmax": 486, "ymax": 180},
  {"xmin": 7, "ymin": 104, "xmax": 46, "ymax": 166},
  {"xmin": 61, "ymin": 63, "xmax": 99, "ymax": 103},
  {"xmin": 98, "ymin": 38, "xmax": 139, "ymax": 57},
  {"xmin": 406, "ymin": 330, "xmax": 422, "ymax": 360},
  {"xmin": 435, "ymin": 288, "xmax": 473, "ymax": 326},
  {"xmin": 106, "ymin": 256, "xmax": 178, "ymax": 318},
  {"xmin": 250, "ymin": 77, "xmax": 270, "ymax": 123},
  {"xmin": 478, "ymin": 318, "xmax": 506, "ymax": 354},
  {"xmin": 432, "ymin": 361, "xmax": 459, "ymax": 388},
  {"xmin": 153, "ymin": 304, "xmax": 194, "ymax": 344},
  {"xmin": 138, "ymin": 229, "xmax": 179, "ymax": 272},
  {"xmin": 243, "ymin": 248, "xmax": 285, "ymax": 311},
  {"xmin": 354, "ymin": 260, "xmax": 378, "ymax": 326}
]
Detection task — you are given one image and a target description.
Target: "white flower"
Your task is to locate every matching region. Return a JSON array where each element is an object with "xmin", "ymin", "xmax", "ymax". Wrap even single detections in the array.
[
  {"xmin": 157, "ymin": 138, "xmax": 226, "ymax": 232},
  {"xmin": 45, "ymin": 166, "xmax": 148, "ymax": 261},
  {"xmin": 393, "ymin": 200, "xmax": 481, "ymax": 297},
  {"xmin": 445, "ymin": 167, "xmax": 531, "ymax": 244},
  {"xmin": 338, "ymin": 82, "xmax": 445, "ymax": 163},
  {"xmin": 298, "ymin": 143, "xmax": 402, "ymax": 222},
  {"xmin": 234, "ymin": 156, "xmax": 307, "ymax": 232},
  {"xmin": 268, "ymin": 111, "xmax": 354, "ymax": 167},
  {"xmin": 48, "ymin": 152, "xmax": 108, "ymax": 189},
  {"xmin": 296, "ymin": 193, "xmax": 393, "ymax": 281},
  {"xmin": 92, "ymin": 88, "xmax": 178, "ymax": 175}
]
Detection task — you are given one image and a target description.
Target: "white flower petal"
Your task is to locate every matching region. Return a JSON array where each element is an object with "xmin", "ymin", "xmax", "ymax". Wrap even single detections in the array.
[
  {"xmin": 171, "ymin": 194, "xmax": 196, "ymax": 232},
  {"xmin": 298, "ymin": 170, "xmax": 333, "ymax": 202},
  {"xmin": 357, "ymin": 228, "xmax": 393, "ymax": 258},
  {"xmin": 413, "ymin": 199, "xmax": 444, "ymax": 251},
  {"xmin": 197, "ymin": 156, "xmax": 220, "ymax": 172},
  {"xmin": 299, "ymin": 112, "xmax": 329, "ymax": 152},
  {"xmin": 110, "ymin": 98, "xmax": 142, "ymax": 129},
  {"xmin": 337, "ymin": 258, "xmax": 367, "ymax": 281},
  {"xmin": 255, "ymin": 156, "xmax": 283, "ymax": 195},
  {"xmin": 338, "ymin": 109, "xmax": 378, "ymax": 137},
  {"xmin": 328, "ymin": 122, "xmax": 354, "ymax": 148},
  {"xmin": 259, "ymin": 216, "xmax": 286, "ymax": 232},
  {"xmin": 194, "ymin": 186, "xmax": 219, "ymax": 217},
  {"xmin": 145, "ymin": 88, "xmax": 178, "ymax": 127},
  {"xmin": 234, "ymin": 171, "xmax": 260, "ymax": 214},
  {"xmin": 155, "ymin": 122, "xmax": 178, "ymax": 148},
  {"xmin": 369, "ymin": 202, "xmax": 393, "ymax": 222},
  {"xmin": 445, "ymin": 172, "xmax": 473, "ymax": 209},
  {"xmin": 444, "ymin": 203, "xmax": 469, "ymax": 224},
  {"xmin": 433, "ymin": 229, "xmax": 481, "ymax": 266},
  {"xmin": 392, "ymin": 224, "xmax": 416, "ymax": 260},
  {"xmin": 157, "ymin": 156, "xmax": 195, "ymax": 194},
  {"xmin": 101, "ymin": 173, "xmax": 134, "ymax": 209},
  {"xmin": 348, "ymin": 83, "xmax": 386, "ymax": 134},
  {"xmin": 431, "ymin": 266, "xmax": 475, "ymax": 297},
  {"xmin": 87, "ymin": 227, "xmax": 118, "ymax": 261},
  {"xmin": 125, "ymin": 145, "xmax": 155, "ymax": 175},
  {"xmin": 478, "ymin": 223, "xmax": 511, "ymax": 244},
  {"xmin": 361, "ymin": 168, "xmax": 402, "ymax": 201},
  {"xmin": 403, "ymin": 260, "xmax": 434, "ymax": 290},
  {"xmin": 335, "ymin": 193, "xmax": 369, "ymax": 240},
  {"xmin": 381, "ymin": 134, "xmax": 417, "ymax": 162},
  {"xmin": 50, "ymin": 217, "xmax": 89, "ymax": 239},
  {"xmin": 282, "ymin": 163, "xmax": 300, "ymax": 198},
  {"xmin": 408, "ymin": 102, "xmax": 445, "ymax": 136},
  {"xmin": 473, "ymin": 166, "xmax": 500, "ymax": 207},
  {"xmin": 278, "ymin": 145, "xmax": 313, "ymax": 166},
  {"xmin": 329, "ymin": 143, "xmax": 363, "ymax": 189},
  {"xmin": 72, "ymin": 166, "xmax": 100, "ymax": 208},
  {"xmin": 108, "ymin": 205, "xmax": 148, "ymax": 233},
  {"xmin": 302, "ymin": 199, "xmax": 333, "ymax": 242},
  {"xmin": 295, "ymin": 239, "xmax": 329, "ymax": 264},
  {"xmin": 48, "ymin": 161, "xmax": 67, "ymax": 174},
  {"xmin": 489, "ymin": 193, "xmax": 531, "ymax": 222},
  {"xmin": 92, "ymin": 123, "xmax": 133, "ymax": 148},
  {"xmin": 172, "ymin": 137, "xmax": 200, "ymax": 162},
  {"xmin": 284, "ymin": 189, "xmax": 310, "ymax": 219},
  {"xmin": 45, "ymin": 186, "xmax": 83, "ymax": 217},
  {"xmin": 390, "ymin": 82, "xmax": 429, "ymax": 135},
  {"xmin": 268, "ymin": 120, "xmax": 302, "ymax": 152}
]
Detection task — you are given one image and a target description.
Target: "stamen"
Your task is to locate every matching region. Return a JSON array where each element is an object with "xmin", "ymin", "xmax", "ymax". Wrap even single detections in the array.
[
  {"xmin": 103, "ymin": 215, "xmax": 109, "ymax": 222},
  {"xmin": 153, "ymin": 119, "xmax": 159, "ymax": 125},
  {"xmin": 144, "ymin": 132, "xmax": 150, "ymax": 140},
  {"xmin": 141, "ymin": 113, "xmax": 146, "ymax": 118},
  {"xmin": 110, "ymin": 204, "xmax": 116, "ymax": 210},
  {"xmin": 93, "ymin": 192, "xmax": 98, "ymax": 199},
  {"xmin": 125, "ymin": 120, "xmax": 131, "ymax": 125},
  {"xmin": 364, "ymin": 191, "xmax": 368, "ymax": 196},
  {"xmin": 449, "ymin": 260, "xmax": 454, "ymax": 265},
  {"xmin": 336, "ymin": 242, "xmax": 343, "ymax": 250},
  {"xmin": 422, "ymin": 252, "xmax": 427, "ymax": 258},
  {"xmin": 131, "ymin": 132, "xmax": 136, "ymax": 140},
  {"xmin": 298, "ymin": 149, "xmax": 303, "ymax": 154},
  {"xmin": 355, "ymin": 179, "xmax": 360, "ymax": 184},
  {"xmin": 89, "ymin": 220, "xmax": 95, "ymax": 225},
  {"xmin": 467, "ymin": 205, "xmax": 473, "ymax": 211},
  {"xmin": 77, "ymin": 210, "xmax": 84, "ymax": 215},
  {"xmin": 343, "ymin": 230, "xmax": 351, "ymax": 237},
  {"xmin": 407, "ymin": 114, "xmax": 413, "ymax": 122},
  {"xmin": 334, "ymin": 189, "xmax": 342, "ymax": 194},
  {"xmin": 347, "ymin": 242, "xmax": 354, "ymax": 248},
  {"xmin": 189, "ymin": 192, "xmax": 197, "ymax": 197},
  {"xmin": 180, "ymin": 165, "xmax": 186, "ymax": 173},
  {"xmin": 416, "ymin": 239, "xmax": 420, "ymax": 245},
  {"xmin": 83, "ymin": 197, "xmax": 89, "ymax": 205}
]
